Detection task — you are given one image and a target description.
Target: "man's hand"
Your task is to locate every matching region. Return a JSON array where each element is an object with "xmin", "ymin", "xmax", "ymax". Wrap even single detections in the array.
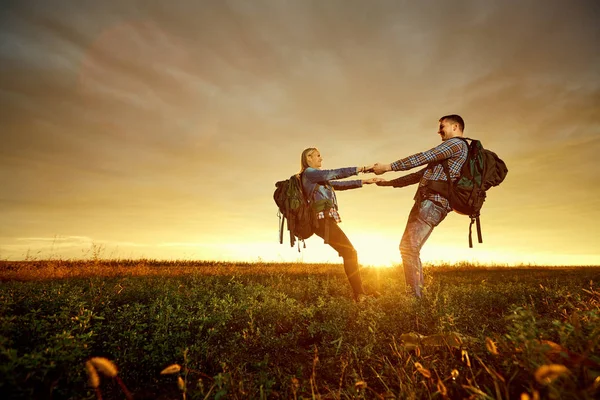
[
  {"xmin": 373, "ymin": 163, "xmax": 391, "ymax": 175},
  {"xmin": 362, "ymin": 177, "xmax": 386, "ymax": 185},
  {"xmin": 375, "ymin": 179, "xmax": 395, "ymax": 186}
]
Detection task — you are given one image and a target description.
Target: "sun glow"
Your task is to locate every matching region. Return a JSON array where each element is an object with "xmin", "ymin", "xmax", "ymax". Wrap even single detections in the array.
[{"xmin": 351, "ymin": 233, "xmax": 399, "ymax": 267}]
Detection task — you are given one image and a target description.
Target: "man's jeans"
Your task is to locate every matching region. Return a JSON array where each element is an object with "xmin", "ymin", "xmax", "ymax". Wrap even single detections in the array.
[{"xmin": 400, "ymin": 199, "xmax": 448, "ymax": 297}]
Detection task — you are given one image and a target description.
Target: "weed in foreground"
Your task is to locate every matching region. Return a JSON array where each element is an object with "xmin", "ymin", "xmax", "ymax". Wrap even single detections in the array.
[{"xmin": 0, "ymin": 261, "xmax": 599, "ymax": 399}]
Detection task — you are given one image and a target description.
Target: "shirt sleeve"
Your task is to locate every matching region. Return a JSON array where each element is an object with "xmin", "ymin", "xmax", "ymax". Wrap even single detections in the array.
[
  {"xmin": 330, "ymin": 180, "xmax": 363, "ymax": 191},
  {"xmin": 378, "ymin": 167, "xmax": 426, "ymax": 187},
  {"xmin": 303, "ymin": 166, "xmax": 358, "ymax": 183},
  {"xmin": 391, "ymin": 138, "xmax": 466, "ymax": 171}
]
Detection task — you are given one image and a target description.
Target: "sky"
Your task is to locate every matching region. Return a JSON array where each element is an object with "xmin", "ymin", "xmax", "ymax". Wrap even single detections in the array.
[{"xmin": 1, "ymin": 0, "xmax": 599, "ymax": 266}]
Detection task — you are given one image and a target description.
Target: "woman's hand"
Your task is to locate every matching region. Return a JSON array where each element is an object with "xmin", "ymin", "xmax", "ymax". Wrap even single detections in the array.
[{"xmin": 362, "ymin": 177, "xmax": 386, "ymax": 185}]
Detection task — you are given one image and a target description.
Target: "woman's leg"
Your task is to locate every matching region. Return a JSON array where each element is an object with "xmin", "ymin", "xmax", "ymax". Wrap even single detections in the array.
[{"xmin": 314, "ymin": 218, "xmax": 365, "ymax": 298}]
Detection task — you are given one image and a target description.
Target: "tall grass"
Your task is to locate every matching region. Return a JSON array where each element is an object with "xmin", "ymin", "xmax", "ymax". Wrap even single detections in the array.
[{"xmin": 1, "ymin": 260, "xmax": 599, "ymax": 399}]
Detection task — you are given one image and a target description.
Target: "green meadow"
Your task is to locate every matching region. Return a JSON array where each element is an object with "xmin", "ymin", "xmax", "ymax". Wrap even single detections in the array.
[{"xmin": 0, "ymin": 260, "xmax": 599, "ymax": 399}]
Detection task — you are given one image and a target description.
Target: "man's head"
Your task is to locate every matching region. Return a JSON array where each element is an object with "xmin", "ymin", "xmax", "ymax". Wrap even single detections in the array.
[{"xmin": 438, "ymin": 114, "xmax": 465, "ymax": 140}]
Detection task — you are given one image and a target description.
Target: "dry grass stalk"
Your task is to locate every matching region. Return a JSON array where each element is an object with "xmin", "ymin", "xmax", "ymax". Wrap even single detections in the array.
[
  {"xmin": 177, "ymin": 376, "xmax": 185, "ymax": 390},
  {"xmin": 414, "ymin": 362, "xmax": 431, "ymax": 379},
  {"xmin": 115, "ymin": 376, "xmax": 134, "ymax": 400},
  {"xmin": 534, "ymin": 364, "xmax": 570, "ymax": 385},
  {"xmin": 161, "ymin": 364, "xmax": 182, "ymax": 375},
  {"xmin": 89, "ymin": 357, "xmax": 118, "ymax": 377},
  {"xmin": 85, "ymin": 361, "xmax": 100, "ymax": 388},
  {"xmin": 86, "ymin": 357, "xmax": 132, "ymax": 400},
  {"xmin": 461, "ymin": 350, "xmax": 471, "ymax": 367},
  {"xmin": 355, "ymin": 381, "xmax": 367, "ymax": 389},
  {"xmin": 309, "ymin": 345, "xmax": 320, "ymax": 399},
  {"xmin": 291, "ymin": 377, "xmax": 300, "ymax": 400},
  {"xmin": 520, "ymin": 390, "xmax": 540, "ymax": 400},
  {"xmin": 485, "ymin": 337, "xmax": 499, "ymax": 355},
  {"xmin": 437, "ymin": 379, "xmax": 447, "ymax": 396}
]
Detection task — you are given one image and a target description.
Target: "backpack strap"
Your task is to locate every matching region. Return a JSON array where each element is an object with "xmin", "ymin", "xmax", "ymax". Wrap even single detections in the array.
[
  {"xmin": 443, "ymin": 139, "xmax": 484, "ymax": 248},
  {"xmin": 301, "ymin": 172, "xmax": 331, "ymax": 244},
  {"xmin": 440, "ymin": 159, "xmax": 452, "ymax": 194},
  {"xmin": 445, "ymin": 159, "xmax": 474, "ymax": 248},
  {"xmin": 323, "ymin": 213, "xmax": 332, "ymax": 244},
  {"xmin": 300, "ymin": 171, "xmax": 319, "ymax": 207},
  {"xmin": 468, "ymin": 216, "xmax": 484, "ymax": 248},
  {"xmin": 278, "ymin": 212, "xmax": 285, "ymax": 244},
  {"xmin": 289, "ymin": 218, "xmax": 295, "ymax": 248},
  {"xmin": 468, "ymin": 218, "xmax": 474, "ymax": 248}
]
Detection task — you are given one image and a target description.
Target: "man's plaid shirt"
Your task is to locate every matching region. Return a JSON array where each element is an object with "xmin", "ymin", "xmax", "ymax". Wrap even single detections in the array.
[{"xmin": 389, "ymin": 137, "xmax": 468, "ymax": 211}]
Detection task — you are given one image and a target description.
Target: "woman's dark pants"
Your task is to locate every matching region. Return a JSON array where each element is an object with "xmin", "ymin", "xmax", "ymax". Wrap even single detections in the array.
[{"xmin": 314, "ymin": 218, "xmax": 365, "ymax": 299}]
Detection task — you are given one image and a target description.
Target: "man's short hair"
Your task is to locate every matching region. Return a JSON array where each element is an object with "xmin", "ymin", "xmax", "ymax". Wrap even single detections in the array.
[{"xmin": 440, "ymin": 114, "xmax": 465, "ymax": 132}]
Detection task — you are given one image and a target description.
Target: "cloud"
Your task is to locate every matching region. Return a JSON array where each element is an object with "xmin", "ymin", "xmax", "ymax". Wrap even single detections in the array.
[
  {"xmin": 17, "ymin": 235, "xmax": 92, "ymax": 244},
  {"xmin": 1, "ymin": 0, "xmax": 599, "ymax": 263}
]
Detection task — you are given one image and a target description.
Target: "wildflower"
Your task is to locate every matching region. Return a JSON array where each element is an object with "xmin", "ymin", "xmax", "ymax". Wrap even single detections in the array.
[
  {"xmin": 291, "ymin": 377, "xmax": 300, "ymax": 397},
  {"xmin": 89, "ymin": 357, "xmax": 118, "ymax": 378},
  {"xmin": 461, "ymin": 350, "xmax": 471, "ymax": 367},
  {"xmin": 85, "ymin": 361, "xmax": 100, "ymax": 388},
  {"xmin": 414, "ymin": 362, "xmax": 431, "ymax": 378},
  {"xmin": 437, "ymin": 379, "xmax": 447, "ymax": 396},
  {"xmin": 177, "ymin": 376, "xmax": 185, "ymax": 390},
  {"xmin": 291, "ymin": 377, "xmax": 300, "ymax": 389},
  {"xmin": 355, "ymin": 381, "xmax": 367, "ymax": 389},
  {"xmin": 485, "ymin": 337, "xmax": 499, "ymax": 355},
  {"xmin": 160, "ymin": 364, "xmax": 182, "ymax": 375},
  {"xmin": 451, "ymin": 369, "xmax": 459, "ymax": 380},
  {"xmin": 522, "ymin": 391, "xmax": 540, "ymax": 400},
  {"xmin": 534, "ymin": 364, "xmax": 569, "ymax": 385},
  {"xmin": 400, "ymin": 332, "xmax": 423, "ymax": 351}
]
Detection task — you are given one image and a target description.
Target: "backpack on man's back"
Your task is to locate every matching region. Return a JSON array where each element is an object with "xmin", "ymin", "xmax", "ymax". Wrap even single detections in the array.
[
  {"xmin": 427, "ymin": 137, "xmax": 508, "ymax": 247},
  {"xmin": 273, "ymin": 173, "xmax": 315, "ymax": 249}
]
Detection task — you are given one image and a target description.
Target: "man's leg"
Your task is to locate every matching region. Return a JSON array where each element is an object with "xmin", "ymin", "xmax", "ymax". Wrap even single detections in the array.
[{"xmin": 399, "ymin": 199, "xmax": 448, "ymax": 297}]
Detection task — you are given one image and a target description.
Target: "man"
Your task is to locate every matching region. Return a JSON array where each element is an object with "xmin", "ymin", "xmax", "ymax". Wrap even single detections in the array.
[{"xmin": 372, "ymin": 114, "xmax": 468, "ymax": 297}]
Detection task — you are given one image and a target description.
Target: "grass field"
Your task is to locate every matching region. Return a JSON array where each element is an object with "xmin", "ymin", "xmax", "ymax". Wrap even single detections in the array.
[{"xmin": 1, "ymin": 260, "xmax": 599, "ymax": 399}]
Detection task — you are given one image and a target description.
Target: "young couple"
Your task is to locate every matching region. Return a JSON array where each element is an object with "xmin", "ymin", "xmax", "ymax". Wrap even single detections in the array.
[{"xmin": 300, "ymin": 115, "xmax": 468, "ymax": 301}]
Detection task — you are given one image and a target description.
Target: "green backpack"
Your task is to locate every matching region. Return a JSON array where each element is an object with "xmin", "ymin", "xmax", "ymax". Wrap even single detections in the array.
[
  {"xmin": 273, "ymin": 173, "xmax": 316, "ymax": 249},
  {"xmin": 426, "ymin": 138, "xmax": 508, "ymax": 247}
]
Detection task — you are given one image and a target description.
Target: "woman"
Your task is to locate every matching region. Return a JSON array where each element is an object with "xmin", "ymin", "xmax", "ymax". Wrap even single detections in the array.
[{"xmin": 300, "ymin": 147, "xmax": 382, "ymax": 302}]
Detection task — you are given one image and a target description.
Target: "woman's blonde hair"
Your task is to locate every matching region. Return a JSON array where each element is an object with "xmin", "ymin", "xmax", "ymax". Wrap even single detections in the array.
[{"xmin": 300, "ymin": 147, "xmax": 318, "ymax": 173}]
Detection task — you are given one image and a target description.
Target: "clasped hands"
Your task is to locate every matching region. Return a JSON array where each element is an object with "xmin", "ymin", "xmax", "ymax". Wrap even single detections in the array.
[{"xmin": 360, "ymin": 163, "xmax": 393, "ymax": 185}]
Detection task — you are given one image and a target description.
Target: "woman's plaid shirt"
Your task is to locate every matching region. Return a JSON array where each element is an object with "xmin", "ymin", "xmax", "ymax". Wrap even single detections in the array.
[{"xmin": 390, "ymin": 137, "xmax": 468, "ymax": 211}]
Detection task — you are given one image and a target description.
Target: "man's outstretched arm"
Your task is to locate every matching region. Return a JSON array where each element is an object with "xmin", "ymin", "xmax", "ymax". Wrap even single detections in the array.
[
  {"xmin": 373, "ymin": 139, "xmax": 465, "ymax": 175},
  {"xmin": 376, "ymin": 168, "xmax": 426, "ymax": 187}
]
